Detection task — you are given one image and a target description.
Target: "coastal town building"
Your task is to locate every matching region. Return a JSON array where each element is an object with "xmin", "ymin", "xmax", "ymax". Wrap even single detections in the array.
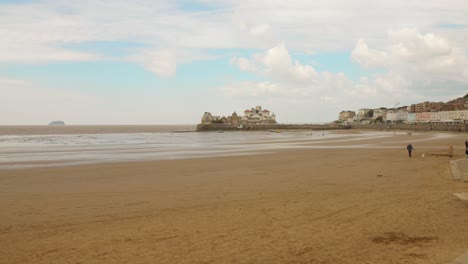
[
  {"xmin": 349, "ymin": 109, "xmax": 468, "ymax": 124},
  {"xmin": 357, "ymin": 108, "xmax": 373, "ymax": 120},
  {"xmin": 372, "ymin": 108, "xmax": 387, "ymax": 121},
  {"xmin": 200, "ymin": 106, "xmax": 276, "ymax": 125},
  {"xmin": 242, "ymin": 106, "xmax": 276, "ymax": 124},
  {"xmin": 201, "ymin": 112, "xmax": 214, "ymax": 124},
  {"xmin": 338, "ymin": 111, "xmax": 356, "ymax": 121},
  {"xmin": 386, "ymin": 110, "xmax": 408, "ymax": 123},
  {"xmin": 339, "ymin": 93, "xmax": 468, "ymax": 125},
  {"xmin": 407, "ymin": 113, "xmax": 417, "ymax": 123}
]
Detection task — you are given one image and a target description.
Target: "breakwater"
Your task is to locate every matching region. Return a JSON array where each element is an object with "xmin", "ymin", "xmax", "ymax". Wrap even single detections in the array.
[
  {"xmin": 196, "ymin": 124, "xmax": 351, "ymax": 131},
  {"xmin": 197, "ymin": 123, "xmax": 468, "ymax": 132}
]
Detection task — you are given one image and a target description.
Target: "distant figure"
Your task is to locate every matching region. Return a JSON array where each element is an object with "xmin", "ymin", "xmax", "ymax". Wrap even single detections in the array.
[
  {"xmin": 448, "ymin": 145, "xmax": 454, "ymax": 158},
  {"xmin": 465, "ymin": 140, "xmax": 468, "ymax": 158},
  {"xmin": 407, "ymin": 144, "xmax": 415, "ymax": 158}
]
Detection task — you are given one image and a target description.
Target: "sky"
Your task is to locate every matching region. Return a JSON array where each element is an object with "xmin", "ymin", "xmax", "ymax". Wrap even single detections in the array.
[{"xmin": 1, "ymin": 0, "xmax": 468, "ymax": 125}]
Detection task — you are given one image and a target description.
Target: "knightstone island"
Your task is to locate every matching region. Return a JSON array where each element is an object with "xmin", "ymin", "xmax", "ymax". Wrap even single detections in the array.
[
  {"xmin": 200, "ymin": 106, "xmax": 276, "ymax": 126},
  {"xmin": 197, "ymin": 95, "xmax": 468, "ymax": 132},
  {"xmin": 197, "ymin": 106, "xmax": 345, "ymax": 131}
]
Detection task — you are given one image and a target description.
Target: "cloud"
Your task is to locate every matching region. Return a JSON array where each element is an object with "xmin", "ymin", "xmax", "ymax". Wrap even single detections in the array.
[
  {"xmin": 0, "ymin": 44, "xmax": 100, "ymax": 63},
  {"xmin": 222, "ymin": 81, "xmax": 281, "ymax": 97},
  {"xmin": 230, "ymin": 57, "xmax": 257, "ymax": 72},
  {"xmin": 0, "ymin": 77, "xmax": 29, "ymax": 86},
  {"xmin": 259, "ymin": 43, "xmax": 318, "ymax": 83},
  {"xmin": 135, "ymin": 49, "xmax": 177, "ymax": 77},
  {"xmin": 224, "ymin": 44, "xmax": 354, "ymax": 115},
  {"xmin": 2, "ymin": 0, "xmax": 467, "ymax": 65},
  {"xmin": 233, "ymin": 43, "xmax": 319, "ymax": 84},
  {"xmin": 352, "ymin": 28, "xmax": 468, "ymax": 97},
  {"xmin": 248, "ymin": 23, "xmax": 271, "ymax": 36},
  {"xmin": 351, "ymin": 39, "xmax": 389, "ymax": 68}
]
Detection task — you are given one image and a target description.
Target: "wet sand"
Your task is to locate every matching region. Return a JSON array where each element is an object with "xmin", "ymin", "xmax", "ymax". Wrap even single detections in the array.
[{"xmin": 1, "ymin": 131, "xmax": 468, "ymax": 263}]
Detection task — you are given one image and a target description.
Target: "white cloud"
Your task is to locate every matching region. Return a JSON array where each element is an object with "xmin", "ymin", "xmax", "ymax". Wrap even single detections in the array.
[
  {"xmin": 222, "ymin": 81, "xmax": 281, "ymax": 97},
  {"xmin": 351, "ymin": 39, "xmax": 389, "ymax": 68},
  {"xmin": 0, "ymin": 44, "xmax": 100, "ymax": 63},
  {"xmin": 0, "ymin": 0, "xmax": 468, "ymax": 74},
  {"xmin": 352, "ymin": 28, "xmax": 468, "ymax": 98},
  {"xmin": 260, "ymin": 43, "xmax": 318, "ymax": 83},
  {"xmin": 234, "ymin": 43, "xmax": 319, "ymax": 84},
  {"xmin": 2, "ymin": 0, "xmax": 467, "ymax": 65},
  {"xmin": 249, "ymin": 24, "xmax": 271, "ymax": 36},
  {"xmin": 230, "ymin": 57, "xmax": 257, "ymax": 72},
  {"xmin": 135, "ymin": 49, "xmax": 177, "ymax": 77},
  {"xmin": 0, "ymin": 77, "xmax": 29, "ymax": 86}
]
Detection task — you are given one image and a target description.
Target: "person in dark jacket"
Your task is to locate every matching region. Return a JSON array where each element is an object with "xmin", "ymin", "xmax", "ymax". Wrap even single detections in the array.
[
  {"xmin": 465, "ymin": 140, "xmax": 468, "ymax": 158},
  {"xmin": 407, "ymin": 144, "xmax": 414, "ymax": 158}
]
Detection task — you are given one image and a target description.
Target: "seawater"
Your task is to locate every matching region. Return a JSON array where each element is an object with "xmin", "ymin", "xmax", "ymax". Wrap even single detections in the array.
[{"xmin": 0, "ymin": 131, "xmax": 449, "ymax": 169}]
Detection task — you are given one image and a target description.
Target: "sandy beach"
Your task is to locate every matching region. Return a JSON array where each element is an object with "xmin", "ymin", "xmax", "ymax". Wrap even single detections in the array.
[{"xmin": 1, "ymin": 131, "xmax": 468, "ymax": 264}]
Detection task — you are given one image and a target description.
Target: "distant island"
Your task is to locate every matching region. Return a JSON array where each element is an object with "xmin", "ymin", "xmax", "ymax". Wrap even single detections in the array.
[{"xmin": 48, "ymin": 121, "xmax": 65, "ymax": 126}]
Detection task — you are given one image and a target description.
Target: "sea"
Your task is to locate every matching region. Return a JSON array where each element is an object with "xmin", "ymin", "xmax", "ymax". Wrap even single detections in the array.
[{"xmin": 0, "ymin": 125, "xmax": 452, "ymax": 170}]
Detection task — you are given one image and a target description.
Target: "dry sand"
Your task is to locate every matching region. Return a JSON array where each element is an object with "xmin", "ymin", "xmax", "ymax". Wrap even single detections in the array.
[{"xmin": 1, "ymin": 131, "xmax": 468, "ymax": 263}]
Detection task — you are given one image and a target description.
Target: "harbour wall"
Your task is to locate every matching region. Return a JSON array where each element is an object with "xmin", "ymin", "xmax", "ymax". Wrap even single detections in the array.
[
  {"xmin": 197, "ymin": 123, "xmax": 468, "ymax": 132},
  {"xmin": 196, "ymin": 124, "xmax": 350, "ymax": 131}
]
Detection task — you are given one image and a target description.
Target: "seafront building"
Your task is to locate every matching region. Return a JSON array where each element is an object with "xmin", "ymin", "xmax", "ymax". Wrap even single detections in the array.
[
  {"xmin": 339, "ymin": 94, "xmax": 468, "ymax": 124},
  {"xmin": 338, "ymin": 111, "xmax": 356, "ymax": 121},
  {"xmin": 341, "ymin": 109, "xmax": 468, "ymax": 124}
]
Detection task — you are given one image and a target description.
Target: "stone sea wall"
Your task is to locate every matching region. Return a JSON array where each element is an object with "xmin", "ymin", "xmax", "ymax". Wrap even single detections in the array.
[
  {"xmin": 197, "ymin": 123, "xmax": 468, "ymax": 132},
  {"xmin": 352, "ymin": 123, "xmax": 468, "ymax": 132},
  {"xmin": 196, "ymin": 124, "xmax": 350, "ymax": 131}
]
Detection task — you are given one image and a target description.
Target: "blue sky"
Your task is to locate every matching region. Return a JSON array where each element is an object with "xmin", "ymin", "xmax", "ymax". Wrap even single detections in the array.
[{"xmin": 1, "ymin": 0, "xmax": 468, "ymax": 124}]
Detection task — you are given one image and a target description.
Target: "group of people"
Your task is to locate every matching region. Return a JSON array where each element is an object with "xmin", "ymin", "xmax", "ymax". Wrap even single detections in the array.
[{"xmin": 406, "ymin": 139, "xmax": 468, "ymax": 158}]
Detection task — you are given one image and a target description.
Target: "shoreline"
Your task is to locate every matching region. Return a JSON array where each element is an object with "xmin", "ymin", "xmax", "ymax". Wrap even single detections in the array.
[{"xmin": 0, "ymin": 130, "xmax": 457, "ymax": 171}]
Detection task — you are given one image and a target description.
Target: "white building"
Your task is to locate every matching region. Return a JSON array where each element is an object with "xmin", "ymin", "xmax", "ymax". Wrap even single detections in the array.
[
  {"xmin": 242, "ymin": 106, "xmax": 276, "ymax": 124},
  {"xmin": 357, "ymin": 108, "xmax": 373, "ymax": 120},
  {"xmin": 386, "ymin": 111, "xmax": 407, "ymax": 123}
]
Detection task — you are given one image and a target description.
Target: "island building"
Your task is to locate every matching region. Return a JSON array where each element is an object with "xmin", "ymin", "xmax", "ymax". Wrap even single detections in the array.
[
  {"xmin": 201, "ymin": 106, "xmax": 276, "ymax": 125},
  {"xmin": 338, "ymin": 111, "xmax": 355, "ymax": 121}
]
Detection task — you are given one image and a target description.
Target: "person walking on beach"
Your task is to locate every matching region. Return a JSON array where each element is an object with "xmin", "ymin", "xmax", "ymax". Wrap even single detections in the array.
[
  {"xmin": 407, "ymin": 143, "xmax": 414, "ymax": 158},
  {"xmin": 449, "ymin": 145, "xmax": 454, "ymax": 158},
  {"xmin": 465, "ymin": 140, "xmax": 468, "ymax": 158}
]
